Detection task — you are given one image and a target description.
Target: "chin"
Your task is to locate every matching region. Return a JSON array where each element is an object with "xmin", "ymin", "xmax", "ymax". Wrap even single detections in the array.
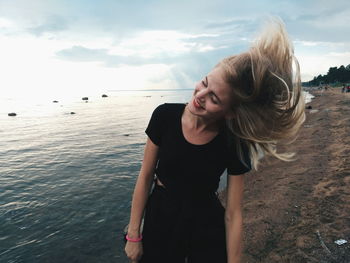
[
  {"xmin": 188, "ymin": 105, "xmax": 204, "ymax": 117},
  {"xmin": 187, "ymin": 103, "xmax": 196, "ymax": 114}
]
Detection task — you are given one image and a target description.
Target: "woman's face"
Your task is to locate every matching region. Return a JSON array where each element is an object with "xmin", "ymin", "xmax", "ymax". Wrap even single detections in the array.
[{"xmin": 187, "ymin": 66, "xmax": 234, "ymax": 121}]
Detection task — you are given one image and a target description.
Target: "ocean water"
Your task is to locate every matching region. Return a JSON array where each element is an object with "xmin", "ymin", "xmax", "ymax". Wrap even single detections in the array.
[
  {"xmin": 0, "ymin": 89, "xmax": 312, "ymax": 263},
  {"xmin": 304, "ymin": 91, "xmax": 314, "ymax": 104},
  {"xmin": 0, "ymin": 89, "xmax": 193, "ymax": 263}
]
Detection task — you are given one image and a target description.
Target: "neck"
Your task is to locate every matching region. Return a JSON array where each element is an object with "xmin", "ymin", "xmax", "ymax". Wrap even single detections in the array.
[{"xmin": 183, "ymin": 104, "xmax": 222, "ymax": 132}]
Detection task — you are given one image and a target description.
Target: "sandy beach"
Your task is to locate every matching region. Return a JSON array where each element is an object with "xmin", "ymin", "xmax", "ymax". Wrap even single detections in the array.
[{"xmin": 220, "ymin": 87, "xmax": 350, "ymax": 262}]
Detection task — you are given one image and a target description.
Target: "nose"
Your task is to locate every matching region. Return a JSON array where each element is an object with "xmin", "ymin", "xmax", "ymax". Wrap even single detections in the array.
[{"xmin": 196, "ymin": 88, "xmax": 208, "ymax": 102}]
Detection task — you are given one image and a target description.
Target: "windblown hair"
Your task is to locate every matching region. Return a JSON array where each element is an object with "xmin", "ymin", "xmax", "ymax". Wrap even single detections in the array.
[{"xmin": 219, "ymin": 17, "xmax": 305, "ymax": 170}]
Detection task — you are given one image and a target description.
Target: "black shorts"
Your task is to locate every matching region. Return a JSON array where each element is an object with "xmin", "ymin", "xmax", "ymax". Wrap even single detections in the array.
[{"xmin": 139, "ymin": 183, "xmax": 227, "ymax": 263}]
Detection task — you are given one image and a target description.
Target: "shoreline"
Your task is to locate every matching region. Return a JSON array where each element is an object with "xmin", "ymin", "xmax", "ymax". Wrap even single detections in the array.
[{"xmin": 220, "ymin": 87, "xmax": 350, "ymax": 262}]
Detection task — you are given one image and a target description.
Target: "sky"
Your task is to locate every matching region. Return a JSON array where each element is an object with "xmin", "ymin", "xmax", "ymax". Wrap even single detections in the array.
[{"xmin": 0, "ymin": 0, "xmax": 349, "ymax": 98}]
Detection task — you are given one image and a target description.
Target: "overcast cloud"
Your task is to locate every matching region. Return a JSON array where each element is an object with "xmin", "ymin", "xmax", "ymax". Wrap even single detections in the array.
[{"xmin": 0, "ymin": 0, "xmax": 349, "ymax": 96}]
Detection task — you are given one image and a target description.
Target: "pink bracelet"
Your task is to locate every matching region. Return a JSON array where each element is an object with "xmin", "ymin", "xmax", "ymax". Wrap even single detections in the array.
[{"xmin": 126, "ymin": 234, "xmax": 143, "ymax": 242}]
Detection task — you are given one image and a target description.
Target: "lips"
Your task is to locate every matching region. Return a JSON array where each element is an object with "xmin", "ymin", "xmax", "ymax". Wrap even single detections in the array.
[{"xmin": 193, "ymin": 98, "xmax": 204, "ymax": 109}]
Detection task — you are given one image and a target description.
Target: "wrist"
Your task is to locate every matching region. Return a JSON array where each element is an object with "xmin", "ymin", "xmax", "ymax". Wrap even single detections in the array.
[
  {"xmin": 127, "ymin": 230, "xmax": 141, "ymax": 238},
  {"xmin": 126, "ymin": 234, "xmax": 143, "ymax": 242}
]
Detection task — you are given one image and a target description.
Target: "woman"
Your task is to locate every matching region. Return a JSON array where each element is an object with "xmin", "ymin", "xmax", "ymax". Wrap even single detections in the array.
[{"xmin": 124, "ymin": 18, "xmax": 305, "ymax": 263}]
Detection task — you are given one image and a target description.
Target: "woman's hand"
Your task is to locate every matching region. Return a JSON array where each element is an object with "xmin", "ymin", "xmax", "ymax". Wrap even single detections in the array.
[
  {"xmin": 125, "ymin": 137, "xmax": 158, "ymax": 262},
  {"xmin": 225, "ymin": 175, "xmax": 244, "ymax": 263},
  {"xmin": 125, "ymin": 241, "xmax": 143, "ymax": 262}
]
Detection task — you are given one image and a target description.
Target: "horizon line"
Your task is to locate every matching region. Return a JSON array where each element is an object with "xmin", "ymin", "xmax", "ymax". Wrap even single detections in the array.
[{"xmin": 107, "ymin": 88, "xmax": 193, "ymax": 92}]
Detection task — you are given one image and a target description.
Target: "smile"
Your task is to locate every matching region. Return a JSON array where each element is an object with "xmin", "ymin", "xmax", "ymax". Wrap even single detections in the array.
[{"xmin": 193, "ymin": 98, "xmax": 204, "ymax": 109}]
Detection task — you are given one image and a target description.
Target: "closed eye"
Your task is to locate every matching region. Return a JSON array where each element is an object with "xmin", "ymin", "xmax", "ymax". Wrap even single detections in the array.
[
  {"xmin": 201, "ymin": 76, "xmax": 220, "ymax": 104},
  {"xmin": 201, "ymin": 76, "xmax": 208, "ymax": 87},
  {"xmin": 210, "ymin": 94, "xmax": 218, "ymax": 104}
]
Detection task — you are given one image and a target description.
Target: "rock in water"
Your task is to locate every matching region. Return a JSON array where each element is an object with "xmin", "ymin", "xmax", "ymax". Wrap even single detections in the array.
[
  {"xmin": 53, "ymin": 100, "xmax": 59, "ymax": 103},
  {"xmin": 102, "ymin": 94, "xmax": 108, "ymax": 98},
  {"xmin": 8, "ymin": 113, "xmax": 17, "ymax": 116},
  {"xmin": 82, "ymin": 97, "xmax": 88, "ymax": 101}
]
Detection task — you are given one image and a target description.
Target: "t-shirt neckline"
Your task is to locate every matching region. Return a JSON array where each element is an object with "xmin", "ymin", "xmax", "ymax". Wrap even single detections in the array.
[{"xmin": 179, "ymin": 103, "xmax": 222, "ymax": 147}]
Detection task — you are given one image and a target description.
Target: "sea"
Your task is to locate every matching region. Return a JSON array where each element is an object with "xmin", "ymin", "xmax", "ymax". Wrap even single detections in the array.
[{"xmin": 0, "ymin": 89, "xmax": 313, "ymax": 263}]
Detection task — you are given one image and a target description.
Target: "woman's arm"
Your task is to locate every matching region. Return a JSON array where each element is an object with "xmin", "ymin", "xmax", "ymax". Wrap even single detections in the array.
[
  {"xmin": 225, "ymin": 174, "xmax": 244, "ymax": 263},
  {"xmin": 124, "ymin": 137, "xmax": 159, "ymax": 262},
  {"xmin": 127, "ymin": 137, "xmax": 159, "ymax": 238}
]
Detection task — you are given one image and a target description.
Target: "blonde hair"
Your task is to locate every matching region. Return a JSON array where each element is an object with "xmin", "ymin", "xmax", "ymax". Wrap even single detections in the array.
[{"xmin": 219, "ymin": 17, "xmax": 305, "ymax": 170}]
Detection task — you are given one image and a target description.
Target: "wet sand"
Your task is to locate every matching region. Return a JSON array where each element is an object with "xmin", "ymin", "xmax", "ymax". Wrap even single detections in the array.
[{"xmin": 220, "ymin": 87, "xmax": 350, "ymax": 262}]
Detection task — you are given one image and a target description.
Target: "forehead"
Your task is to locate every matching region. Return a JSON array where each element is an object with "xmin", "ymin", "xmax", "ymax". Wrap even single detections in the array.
[{"xmin": 207, "ymin": 66, "xmax": 232, "ymax": 103}]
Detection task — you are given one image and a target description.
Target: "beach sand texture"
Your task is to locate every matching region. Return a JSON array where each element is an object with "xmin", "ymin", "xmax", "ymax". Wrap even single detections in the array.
[{"xmin": 220, "ymin": 87, "xmax": 350, "ymax": 262}]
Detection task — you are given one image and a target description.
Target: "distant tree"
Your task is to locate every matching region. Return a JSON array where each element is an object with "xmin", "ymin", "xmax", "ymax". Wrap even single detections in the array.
[
  {"xmin": 345, "ymin": 64, "xmax": 350, "ymax": 81},
  {"xmin": 338, "ymin": 65, "xmax": 347, "ymax": 82},
  {"xmin": 307, "ymin": 64, "xmax": 350, "ymax": 86},
  {"xmin": 327, "ymin": 67, "xmax": 338, "ymax": 83}
]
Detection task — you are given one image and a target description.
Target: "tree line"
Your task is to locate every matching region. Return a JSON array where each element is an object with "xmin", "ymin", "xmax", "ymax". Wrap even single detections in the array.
[{"xmin": 303, "ymin": 64, "xmax": 350, "ymax": 86}]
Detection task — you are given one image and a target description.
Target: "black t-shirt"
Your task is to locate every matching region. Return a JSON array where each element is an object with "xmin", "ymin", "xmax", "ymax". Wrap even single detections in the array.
[{"xmin": 145, "ymin": 103, "xmax": 251, "ymax": 196}]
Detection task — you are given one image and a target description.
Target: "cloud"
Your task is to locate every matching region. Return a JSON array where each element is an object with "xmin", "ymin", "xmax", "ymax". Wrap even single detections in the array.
[
  {"xmin": 55, "ymin": 29, "xmax": 240, "ymax": 66},
  {"xmin": 204, "ymin": 17, "xmax": 258, "ymax": 37},
  {"xmin": 54, "ymin": 27, "xmax": 249, "ymax": 90},
  {"xmin": 1, "ymin": 0, "xmax": 349, "ymax": 90},
  {"xmin": 108, "ymin": 30, "xmax": 229, "ymax": 58},
  {"xmin": 54, "ymin": 37, "xmax": 247, "ymax": 92},
  {"xmin": 0, "ymin": 17, "xmax": 13, "ymax": 28},
  {"xmin": 28, "ymin": 15, "xmax": 69, "ymax": 36},
  {"xmin": 284, "ymin": 3, "xmax": 350, "ymax": 42},
  {"xmin": 0, "ymin": 17, "xmax": 17, "ymax": 35},
  {"xmin": 56, "ymin": 45, "xmax": 162, "ymax": 67},
  {"xmin": 56, "ymin": 46, "xmax": 109, "ymax": 62}
]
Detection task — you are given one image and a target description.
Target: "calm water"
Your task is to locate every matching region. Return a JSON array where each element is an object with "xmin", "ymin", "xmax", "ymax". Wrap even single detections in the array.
[
  {"xmin": 0, "ymin": 89, "xmax": 313, "ymax": 263},
  {"xmin": 0, "ymin": 89, "xmax": 193, "ymax": 263}
]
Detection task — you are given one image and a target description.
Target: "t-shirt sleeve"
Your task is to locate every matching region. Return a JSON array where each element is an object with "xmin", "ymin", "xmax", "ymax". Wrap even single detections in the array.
[
  {"xmin": 227, "ymin": 140, "xmax": 252, "ymax": 175},
  {"xmin": 145, "ymin": 104, "xmax": 165, "ymax": 146}
]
